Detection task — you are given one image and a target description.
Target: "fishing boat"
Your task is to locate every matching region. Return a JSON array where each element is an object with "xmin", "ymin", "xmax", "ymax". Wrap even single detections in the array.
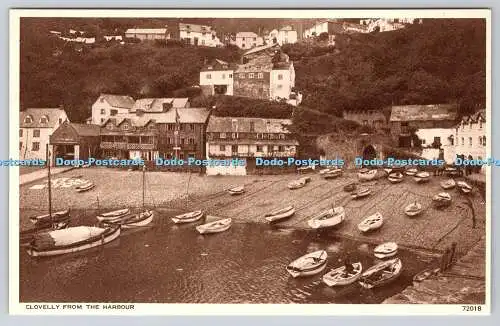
[
  {"xmin": 286, "ymin": 250, "xmax": 328, "ymax": 278},
  {"xmin": 440, "ymin": 179, "xmax": 456, "ymax": 190},
  {"xmin": 358, "ymin": 212, "xmax": 383, "ymax": 232},
  {"xmin": 228, "ymin": 186, "xmax": 245, "ymax": 195},
  {"xmin": 404, "ymin": 202, "xmax": 423, "ymax": 217},
  {"xmin": 287, "ymin": 177, "xmax": 311, "ymax": 190},
  {"xmin": 322, "ymin": 262, "xmax": 363, "ymax": 287},
  {"xmin": 265, "ymin": 206, "xmax": 295, "ymax": 223},
  {"xmin": 343, "ymin": 183, "xmax": 357, "ymax": 192},
  {"xmin": 96, "ymin": 208, "xmax": 130, "ymax": 222},
  {"xmin": 307, "ymin": 207, "xmax": 345, "ymax": 229},
  {"xmin": 101, "ymin": 166, "xmax": 154, "ymax": 229},
  {"xmin": 171, "ymin": 210, "xmax": 204, "ymax": 224},
  {"xmin": 351, "ymin": 187, "xmax": 371, "ymax": 199},
  {"xmin": 457, "ymin": 181, "xmax": 473, "ymax": 194},
  {"xmin": 26, "ymin": 224, "xmax": 121, "ymax": 257},
  {"xmin": 414, "ymin": 171, "xmax": 430, "ymax": 183},
  {"xmin": 374, "ymin": 242, "xmax": 398, "ymax": 259},
  {"xmin": 388, "ymin": 172, "xmax": 404, "ymax": 183},
  {"xmin": 405, "ymin": 168, "xmax": 418, "ymax": 176},
  {"xmin": 322, "ymin": 168, "xmax": 343, "ymax": 179},
  {"xmin": 76, "ymin": 181, "xmax": 95, "ymax": 192},
  {"xmin": 433, "ymin": 192, "xmax": 452, "ymax": 208},
  {"xmin": 358, "ymin": 169, "xmax": 377, "ymax": 181},
  {"xmin": 196, "ymin": 217, "xmax": 232, "ymax": 234},
  {"xmin": 358, "ymin": 258, "xmax": 402, "ymax": 289}
]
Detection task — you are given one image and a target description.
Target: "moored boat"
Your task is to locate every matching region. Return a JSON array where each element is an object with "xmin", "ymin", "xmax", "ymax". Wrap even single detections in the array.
[
  {"xmin": 196, "ymin": 217, "xmax": 232, "ymax": 234},
  {"xmin": 30, "ymin": 209, "xmax": 71, "ymax": 225},
  {"xmin": 307, "ymin": 207, "xmax": 345, "ymax": 229},
  {"xmin": 265, "ymin": 206, "xmax": 295, "ymax": 223},
  {"xmin": 20, "ymin": 220, "xmax": 70, "ymax": 246},
  {"xmin": 440, "ymin": 179, "xmax": 456, "ymax": 190},
  {"xmin": 322, "ymin": 168, "xmax": 343, "ymax": 179},
  {"xmin": 405, "ymin": 168, "xmax": 418, "ymax": 176},
  {"xmin": 322, "ymin": 262, "xmax": 363, "ymax": 287},
  {"xmin": 343, "ymin": 182, "xmax": 357, "ymax": 192},
  {"xmin": 358, "ymin": 212, "xmax": 383, "ymax": 232},
  {"xmin": 287, "ymin": 177, "xmax": 311, "ymax": 190},
  {"xmin": 358, "ymin": 169, "xmax": 377, "ymax": 181},
  {"xmin": 351, "ymin": 187, "xmax": 371, "ymax": 199},
  {"xmin": 358, "ymin": 258, "xmax": 402, "ymax": 289},
  {"xmin": 414, "ymin": 171, "xmax": 430, "ymax": 183},
  {"xmin": 27, "ymin": 225, "xmax": 121, "ymax": 257},
  {"xmin": 388, "ymin": 172, "xmax": 404, "ymax": 183},
  {"xmin": 171, "ymin": 210, "xmax": 204, "ymax": 224},
  {"xmin": 228, "ymin": 186, "xmax": 245, "ymax": 195},
  {"xmin": 413, "ymin": 268, "xmax": 440, "ymax": 283},
  {"xmin": 404, "ymin": 202, "xmax": 423, "ymax": 217},
  {"xmin": 104, "ymin": 210, "xmax": 154, "ymax": 229},
  {"xmin": 374, "ymin": 242, "xmax": 398, "ymax": 259},
  {"xmin": 286, "ymin": 250, "xmax": 327, "ymax": 278},
  {"xmin": 433, "ymin": 192, "xmax": 452, "ymax": 208},
  {"xmin": 457, "ymin": 181, "xmax": 472, "ymax": 194},
  {"xmin": 96, "ymin": 208, "xmax": 130, "ymax": 222},
  {"xmin": 76, "ymin": 182, "xmax": 95, "ymax": 192}
]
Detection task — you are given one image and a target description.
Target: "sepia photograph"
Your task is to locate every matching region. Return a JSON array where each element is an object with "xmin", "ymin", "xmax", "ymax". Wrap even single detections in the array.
[{"xmin": 9, "ymin": 9, "xmax": 490, "ymax": 314}]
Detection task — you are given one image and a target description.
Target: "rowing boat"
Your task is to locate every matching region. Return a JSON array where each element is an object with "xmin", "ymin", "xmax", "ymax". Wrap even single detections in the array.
[
  {"xmin": 358, "ymin": 258, "xmax": 402, "ymax": 289},
  {"xmin": 374, "ymin": 242, "xmax": 398, "ymax": 259},
  {"xmin": 96, "ymin": 208, "xmax": 130, "ymax": 222},
  {"xmin": 405, "ymin": 168, "xmax": 418, "ymax": 176},
  {"xmin": 404, "ymin": 202, "xmax": 423, "ymax": 217},
  {"xmin": 414, "ymin": 171, "xmax": 430, "ymax": 183},
  {"xmin": 228, "ymin": 186, "xmax": 245, "ymax": 195},
  {"xmin": 440, "ymin": 179, "xmax": 456, "ymax": 190},
  {"xmin": 171, "ymin": 210, "xmax": 204, "ymax": 224},
  {"xmin": 103, "ymin": 210, "xmax": 154, "ymax": 229},
  {"xmin": 287, "ymin": 177, "xmax": 311, "ymax": 190},
  {"xmin": 433, "ymin": 192, "xmax": 452, "ymax": 208},
  {"xmin": 76, "ymin": 182, "xmax": 95, "ymax": 192},
  {"xmin": 358, "ymin": 169, "xmax": 377, "ymax": 181},
  {"xmin": 307, "ymin": 207, "xmax": 345, "ymax": 229},
  {"xmin": 286, "ymin": 250, "xmax": 328, "ymax": 278},
  {"xmin": 196, "ymin": 217, "xmax": 232, "ymax": 234},
  {"xmin": 388, "ymin": 172, "xmax": 403, "ymax": 183},
  {"xmin": 322, "ymin": 168, "xmax": 343, "ymax": 179},
  {"xmin": 457, "ymin": 181, "xmax": 472, "ymax": 194},
  {"xmin": 265, "ymin": 206, "xmax": 295, "ymax": 223},
  {"xmin": 358, "ymin": 212, "xmax": 383, "ymax": 232},
  {"xmin": 351, "ymin": 188, "xmax": 371, "ymax": 199},
  {"xmin": 322, "ymin": 262, "xmax": 363, "ymax": 287}
]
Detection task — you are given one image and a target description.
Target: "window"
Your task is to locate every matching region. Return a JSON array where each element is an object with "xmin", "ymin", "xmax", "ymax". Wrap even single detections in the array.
[
  {"xmin": 258, "ymin": 73, "xmax": 263, "ymax": 79},
  {"xmin": 231, "ymin": 133, "xmax": 237, "ymax": 139},
  {"xmin": 222, "ymin": 73, "xmax": 226, "ymax": 79},
  {"xmin": 363, "ymin": 120, "xmax": 368, "ymax": 126},
  {"xmin": 229, "ymin": 74, "xmax": 233, "ymax": 79},
  {"xmin": 220, "ymin": 132, "xmax": 226, "ymax": 139},
  {"xmin": 110, "ymin": 109, "xmax": 118, "ymax": 116},
  {"xmin": 101, "ymin": 109, "xmax": 105, "ymax": 114},
  {"xmin": 101, "ymin": 118, "xmax": 105, "ymax": 124},
  {"xmin": 122, "ymin": 123, "xmax": 129, "ymax": 131},
  {"xmin": 469, "ymin": 137, "xmax": 473, "ymax": 146},
  {"xmin": 231, "ymin": 145, "xmax": 238, "ymax": 153},
  {"xmin": 242, "ymin": 44, "xmax": 245, "ymax": 48},
  {"xmin": 249, "ymin": 73, "xmax": 254, "ymax": 79},
  {"xmin": 256, "ymin": 145, "xmax": 263, "ymax": 152},
  {"xmin": 279, "ymin": 145, "xmax": 285, "ymax": 152},
  {"xmin": 190, "ymin": 124, "xmax": 195, "ymax": 131},
  {"xmin": 19, "ymin": 129, "xmax": 23, "ymax": 137},
  {"xmin": 189, "ymin": 138, "xmax": 195, "ymax": 145},
  {"xmin": 483, "ymin": 136, "xmax": 486, "ymax": 146},
  {"xmin": 257, "ymin": 133, "xmax": 263, "ymax": 139},
  {"xmin": 277, "ymin": 84, "xmax": 283, "ymax": 90},
  {"xmin": 479, "ymin": 120, "xmax": 483, "ymax": 129},
  {"xmin": 40, "ymin": 116, "xmax": 48, "ymax": 123},
  {"xmin": 479, "ymin": 136, "xmax": 483, "ymax": 146},
  {"xmin": 33, "ymin": 129, "xmax": 40, "ymax": 138},
  {"xmin": 167, "ymin": 137, "xmax": 172, "ymax": 145},
  {"xmin": 279, "ymin": 134, "xmax": 285, "ymax": 140},
  {"xmin": 253, "ymin": 37, "xmax": 256, "ymax": 41},
  {"xmin": 278, "ymin": 74, "xmax": 283, "ymax": 80},
  {"xmin": 202, "ymin": 40, "xmax": 205, "ymax": 45},
  {"xmin": 32, "ymin": 142, "xmax": 40, "ymax": 151},
  {"xmin": 206, "ymin": 74, "xmax": 212, "ymax": 79},
  {"xmin": 180, "ymin": 138, "xmax": 185, "ymax": 145},
  {"xmin": 59, "ymin": 118, "xmax": 63, "ymax": 124},
  {"xmin": 433, "ymin": 137, "xmax": 441, "ymax": 147},
  {"xmin": 100, "ymin": 97, "xmax": 105, "ymax": 103},
  {"xmin": 24, "ymin": 116, "xmax": 33, "ymax": 124},
  {"xmin": 421, "ymin": 139, "xmax": 426, "ymax": 145},
  {"xmin": 250, "ymin": 122, "xmax": 255, "ymax": 132},
  {"xmin": 168, "ymin": 124, "xmax": 174, "ymax": 131},
  {"xmin": 219, "ymin": 145, "xmax": 226, "ymax": 151}
]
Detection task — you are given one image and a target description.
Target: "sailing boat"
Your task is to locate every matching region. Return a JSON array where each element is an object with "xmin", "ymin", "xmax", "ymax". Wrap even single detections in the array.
[
  {"xmin": 101, "ymin": 165, "xmax": 154, "ymax": 229},
  {"xmin": 21, "ymin": 145, "xmax": 71, "ymax": 245}
]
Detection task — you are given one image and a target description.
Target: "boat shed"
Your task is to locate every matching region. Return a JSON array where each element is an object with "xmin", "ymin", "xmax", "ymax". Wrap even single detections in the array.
[{"xmin": 49, "ymin": 122, "xmax": 101, "ymax": 166}]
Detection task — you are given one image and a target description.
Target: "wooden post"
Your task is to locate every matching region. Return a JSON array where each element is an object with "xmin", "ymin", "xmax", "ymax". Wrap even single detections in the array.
[
  {"xmin": 450, "ymin": 242, "xmax": 457, "ymax": 266},
  {"xmin": 46, "ymin": 144, "xmax": 52, "ymax": 221}
]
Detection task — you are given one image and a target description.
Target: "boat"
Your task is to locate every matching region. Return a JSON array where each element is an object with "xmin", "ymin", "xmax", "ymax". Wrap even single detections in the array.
[
  {"xmin": 457, "ymin": 181, "xmax": 473, "ymax": 194},
  {"xmin": 20, "ymin": 220, "xmax": 70, "ymax": 246},
  {"xmin": 322, "ymin": 168, "xmax": 343, "ymax": 179},
  {"xmin": 358, "ymin": 258, "xmax": 402, "ymax": 289},
  {"xmin": 307, "ymin": 207, "xmax": 345, "ymax": 229},
  {"xmin": 440, "ymin": 179, "xmax": 456, "ymax": 190},
  {"xmin": 30, "ymin": 209, "xmax": 70, "ymax": 225},
  {"xmin": 286, "ymin": 250, "xmax": 328, "ymax": 278},
  {"xmin": 358, "ymin": 169, "xmax": 377, "ymax": 181},
  {"xmin": 287, "ymin": 177, "xmax": 311, "ymax": 190},
  {"xmin": 358, "ymin": 212, "xmax": 383, "ymax": 232},
  {"xmin": 96, "ymin": 208, "xmax": 130, "ymax": 222},
  {"xmin": 404, "ymin": 202, "xmax": 423, "ymax": 217},
  {"xmin": 228, "ymin": 186, "xmax": 245, "ymax": 195},
  {"xmin": 322, "ymin": 262, "xmax": 363, "ymax": 287},
  {"xmin": 444, "ymin": 167, "xmax": 460, "ymax": 177},
  {"xmin": 171, "ymin": 210, "xmax": 204, "ymax": 224},
  {"xmin": 26, "ymin": 225, "xmax": 121, "ymax": 257},
  {"xmin": 297, "ymin": 164, "xmax": 316, "ymax": 173},
  {"xmin": 265, "ymin": 206, "xmax": 295, "ymax": 223},
  {"xmin": 351, "ymin": 188, "xmax": 371, "ymax": 199},
  {"xmin": 405, "ymin": 168, "xmax": 418, "ymax": 176},
  {"xmin": 414, "ymin": 171, "xmax": 430, "ymax": 183},
  {"xmin": 343, "ymin": 183, "xmax": 357, "ymax": 192},
  {"xmin": 196, "ymin": 217, "xmax": 232, "ymax": 234},
  {"xmin": 433, "ymin": 192, "xmax": 452, "ymax": 208},
  {"xmin": 76, "ymin": 182, "xmax": 95, "ymax": 192},
  {"xmin": 101, "ymin": 166, "xmax": 154, "ymax": 229},
  {"xmin": 374, "ymin": 242, "xmax": 398, "ymax": 259},
  {"xmin": 318, "ymin": 168, "xmax": 333, "ymax": 175},
  {"xmin": 388, "ymin": 172, "xmax": 404, "ymax": 183},
  {"xmin": 413, "ymin": 268, "xmax": 440, "ymax": 283}
]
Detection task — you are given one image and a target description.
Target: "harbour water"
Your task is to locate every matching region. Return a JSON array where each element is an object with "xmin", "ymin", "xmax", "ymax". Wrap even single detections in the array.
[{"xmin": 19, "ymin": 214, "xmax": 439, "ymax": 304}]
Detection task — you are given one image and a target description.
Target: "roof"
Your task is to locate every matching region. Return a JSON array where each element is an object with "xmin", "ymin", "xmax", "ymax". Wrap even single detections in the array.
[
  {"xmin": 206, "ymin": 116, "xmax": 293, "ymax": 133},
  {"xmin": 461, "ymin": 109, "xmax": 486, "ymax": 124},
  {"xmin": 69, "ymin": 123, "xmax": 101, "ymax": 137},
  {"xmin": 130, "ymin": 98, "xmax": 190, "ymax": 113},
  {"xmin": 125, "ymin": 28, "xmax": 167, "ymax": 34},
  {"xmin": 97, "ymin": 94, "xmax": 135, "ymax": 109},
  {"xmin": 114, "ymin": 108, "xmax": 210, "ymax": 125},
  {"xmin": 389, "ymin": 104, "xmax": 458, "ymax": 122},
  {"xmin": 179, "ymin": 23, "xmax": 213, "ymax": 33},
  {"xmin": 200, "ymin": 59, "xmax": 236, "ymax": 72},
  {"xmin": 280, "ymin": 25, "xmax": 294, "ymax": 31},
  {"xmin": 20, "ymin": 108, "xmax": 67, "ymax": 128},
  {"xmin": 207, "ymin": 139, "xmax": 299, "ymax": 146},
  {"xmin": 243, "ymin": 43, "xmax": 280, "ymax": 57},
  {"xmin": 235, "ymin": 32, "xmax": 258, "ymax": 38}
]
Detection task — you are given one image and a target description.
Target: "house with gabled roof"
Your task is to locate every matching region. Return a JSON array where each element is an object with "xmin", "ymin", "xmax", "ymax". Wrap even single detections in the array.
[
  {"xmin": 454, "ymin": 109, "xmax": 487, "ymax": 174},
  {"xmin": 91, "ymin": 93, "xmax": 135, "ymax": 125},
  {"xmin": 20, "ymin": 108, "xmax": 69, "ymax": 160},
  {"xmin": 49, "ymin": 122, "xmax": 100, "ymax": 165},
  {"xmin": 267, "ymin": 26, "xmax": 298, "ymax": 45},
  {"xmin": 177, "ymin": 23, "xmax": 222, "ymax": 47},
  {"xmin": 233, "ymin": 32, "xmax": 264, "ymax": 49}
]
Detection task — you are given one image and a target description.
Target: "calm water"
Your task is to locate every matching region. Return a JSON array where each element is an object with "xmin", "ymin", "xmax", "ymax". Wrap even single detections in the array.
[{"xmin": 19, "ymin": 214, "xmax": 437, "ymax": 303}]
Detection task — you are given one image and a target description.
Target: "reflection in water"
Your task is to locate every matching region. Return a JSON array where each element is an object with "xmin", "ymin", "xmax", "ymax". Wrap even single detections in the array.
[{"xmin": 20, "ymin": 214, "xmax": 436, "ymax": 304}]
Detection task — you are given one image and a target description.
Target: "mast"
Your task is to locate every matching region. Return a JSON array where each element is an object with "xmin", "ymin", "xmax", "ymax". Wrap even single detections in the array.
[
  {"xmin": 142, "ymin": 165, "xmax": 145, "ymax": 210},
  {"xmin": 46, "ymin": 144, "xmax": 52, "ymax": 220}
]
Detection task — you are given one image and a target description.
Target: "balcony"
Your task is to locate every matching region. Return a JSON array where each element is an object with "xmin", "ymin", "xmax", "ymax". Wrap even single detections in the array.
[{"xmin": 100, "ymin": 141, "xmax": 155, "ymax": 151}]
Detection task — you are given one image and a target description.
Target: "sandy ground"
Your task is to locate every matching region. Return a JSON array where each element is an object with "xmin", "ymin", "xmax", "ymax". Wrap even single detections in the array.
[{"xmin": 19, "ymin": 167, "xmax": 486, "ymax": 255}]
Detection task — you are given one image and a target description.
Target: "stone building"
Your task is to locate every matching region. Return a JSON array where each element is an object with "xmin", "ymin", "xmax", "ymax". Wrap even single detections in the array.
[
  {"xmin": 342, "ymin": 109, "xmax": 389, "ymax": 130},
  {"xmin": 124, "ymin": 28, "xmax": 170, "ymax": 41},
  {"xmin": 91, "ymin": 94, "xmax": 135, "ymax": 125},
  {"xmin": 176, "ymin": 23, "xmax": 222, "ymax": 47},
  {"xmin": 199, "ymin": 59, "xmax": 235, "ymax": 96},
  {"xmin": 233, "ymin": 32, "xmax": 264, "ymax": 49},
  {"xmin": 454, "ymin": 109, "xmax": 487, "ymax": 173},
  {"xmin": 267, "ymin": 26, "xmax": 298, "ymax": 45}
]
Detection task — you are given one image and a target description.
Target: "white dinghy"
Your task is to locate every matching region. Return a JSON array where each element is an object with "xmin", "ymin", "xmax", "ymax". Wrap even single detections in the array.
[
  {"xmin": 286, "ymin": 250, "xmax": 328, "ymax": 278},
  {"xmin": 374, "ymin": 242, "xmax": 398, "ymax": 259},
  {"xmin": 196, "ymin": 217, "xmax": 232, "ymax": 234},
  {"xmin": 172, "ymin": 210, "xmax": 204, "ymax": 224},
  {"xmin": 308, "ymin": 207, "xmax": 345, "ymax": 229},
  {"xmin": 322, "ymin": 262, "xmax": 363, "ymax": 287},
  {"xmin": 265, "ymin": 206, "xmax": 295, "ymax": 223},
  {"xmin": 358, "ymin": 212, "xmax": 383, "ymax": 232}
]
